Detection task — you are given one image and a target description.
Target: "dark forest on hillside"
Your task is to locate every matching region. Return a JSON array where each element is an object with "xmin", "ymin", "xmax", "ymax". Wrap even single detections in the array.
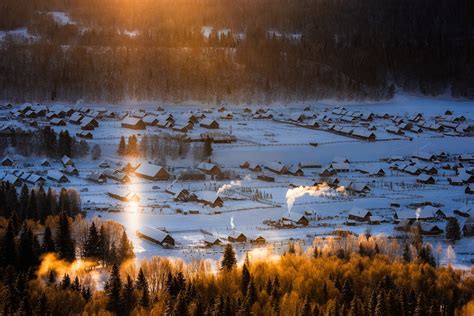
[{"xmin": 0, "ymin": 0, "xmax": 473, "ymax": 102}]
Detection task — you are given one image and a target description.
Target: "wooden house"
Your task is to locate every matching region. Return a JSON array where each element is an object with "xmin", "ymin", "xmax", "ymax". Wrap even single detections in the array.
[
  {"xmin": 137, "ymin": 226, "xmax": 175, "ymax": 246},
  {"xmin": 348, "ymin": 207, "xmax": 372, "ymax": 222},
  {"xmin": 134, "ymin": 163, "xmax": 170, "ymax": 181},
  {"xmin": 197, "ymin": 162, "xmax": 221, "ymax": 175},
  {"xmin": 121, "ymin": 117, "xmax": 146, "ymax": 130},
  {"xmin": 200, "ymin": 118, "xmax": 219, "ymax": 129}
]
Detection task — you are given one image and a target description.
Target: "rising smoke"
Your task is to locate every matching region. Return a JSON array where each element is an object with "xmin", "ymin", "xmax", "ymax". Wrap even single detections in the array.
[{"xmin": 285, "ymin": 183, "xmax": 337, "ymax": 214}]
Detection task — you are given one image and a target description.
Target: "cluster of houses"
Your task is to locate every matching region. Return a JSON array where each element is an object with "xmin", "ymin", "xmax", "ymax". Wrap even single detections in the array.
[
  {"xmin": 240, "ymin": 161, "xmax": 304, "ymax": 177},
  {"xmin": 387, "ymin": 111, "xmax": 473, "ymax": 136},
  {"xmin": 10, "ymin": 103, "xmax": 112, "ymax": 139},
  {"xmin": 387, "ymin": 151, "xmax": 474, "ymax": 189},
  {"xmin": 135, "ymin": 225, "xmax": 267, "ymax": 249},
  {"xmin": 120, "ymin": 110, "xmax": 220, "ymax": 133}
]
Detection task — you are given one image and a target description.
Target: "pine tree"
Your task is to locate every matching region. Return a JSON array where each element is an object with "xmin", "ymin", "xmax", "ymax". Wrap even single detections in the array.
[
  {"xmin": 403, "ymin": 243, "xmax": 411, "ymax": 262},
  {"xmin": 84, "ymin": 222, "xmax": 101, "ymax": 259},
  {"xmin": 122, "ymin": 275, "xmax": 136, "ymax": 315},
  {"xmin": 27, "ymin": 189, "xmax": 38, "ymax": 220},
  {"xmin": 203, "ymin": 136, "xmax": 213, "ymax": 157},
  {"xmin": 445, "ymin": 217, "xmax": 461, "ymax": 243},
  {"xmin": 414, "ymin": 293, "xmax": 425, "ymax": 316},
  {"xmin": 136, "ymin": 268, "xmax": 148, "ymax": 291},
  {"xmin": 241, "ymin": 264, "xmax": 251, "ymax": 294},
  {"xmin": 55, "ymin": 212, "xmax": 75, "ymax": 261},
  {"xmin": 61, "ymin": 274, "xmax": 71, "ymax": 289},
  {"xmin": 35, "ymin": 293, "xmax": 48, "ymax": 316},
  {"xmin": 72, "ymin": 276, "xmax": 81, "ymax": 291},
  {"xmin": 118, "ymin": 136, "xmax": 127, "ymax": 155},
  {"xmin": 42, "ymin": 225, "xmax": 56, "ymax": 253},
  {"xmin": 46, "ymin": 187, "xmax": 56, "ymax": 215},
  {"xmin": 59, "ymin": 188, "xmax": 70, "ymax": 214},
  {"xmin": 118, "ymin": 230, "xmax": 134, "ymax": 263},
  {"xmin": 244, "ymin": 277, "xmax": 256, "ymax": 308},
  {"xmin": 342, "ymin": 278, "xmax": 354, "ymax": 304},
  {"xmin": 374, "ymin": 291, "xmax": 385, "ymax": 316},
  {"xmin": 221, "ymin": 243, "xmax": 236, "ymax": 271},
  {"xmin": 107, "ymin": 264, "xmax": 122, "ymax": 314},
  {"xmin": 367, "ymin": 290, "xmax": 377, "ymax": 316},
  {"xmin": 17, "ymin": 223, "xmax": 36, "ymax": 270},
  {"xmin": 301, "ymin": 297, "xmax": 312, "ymax": 316},
  {"xmin": 127, "ymin": 135, "xmax": 138, "ymax": 155},
  {"xmin": 19, "ymin": 183, "xmax": 29, "ymax": 220},
  {"xmin": 0, "ymin": 219, "xmax": 17, "ymax": 266},
  {"xmin": 174, "ymin": 291, "xmax": 189, "ymax": 315},
  {"xmin": 36, "ymin": 185, "xmax": 47, "ymax": 223}
]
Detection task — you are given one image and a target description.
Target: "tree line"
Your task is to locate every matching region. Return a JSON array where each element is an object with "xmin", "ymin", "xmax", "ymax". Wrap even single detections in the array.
[
  {"xmin": 0, "ymin": 127, "xmax": 89, "ymax": 158},
  {"xmin": 0, "ymin": 207, "xmax": 472, "ymax": 315},
  {"xmin": 118, "ymin": 134, "xmax": 208, "ymax": 164},
  {"xmin": 0, "ymin": 0, "xmax": 472, "ymax": 103},
  {"xmin": 0, "ymin": 182, "xmax": 81, "ymax": 220}
]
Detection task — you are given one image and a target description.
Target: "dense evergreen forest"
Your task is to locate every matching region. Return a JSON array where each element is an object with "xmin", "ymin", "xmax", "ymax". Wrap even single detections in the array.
[
  {"xmin": 0, "ymin": 0, "xmax": 472, "ymax": 103},
  {"xmin": 0, "ymin": 181, "xmax": 472, "ymax": 314},
  {"xmin": 0, "ymin": 204, "xmax": 473, "ymax": 315}
]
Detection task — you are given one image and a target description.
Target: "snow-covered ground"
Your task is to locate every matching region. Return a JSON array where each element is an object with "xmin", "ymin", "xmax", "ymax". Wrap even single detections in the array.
[{"xmin": 1, "ymin": 94, "xmax": 473, "ymax": 266}]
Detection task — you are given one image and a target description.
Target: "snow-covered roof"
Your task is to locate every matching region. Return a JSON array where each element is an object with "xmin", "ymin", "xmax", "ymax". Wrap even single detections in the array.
[
  {"xmin": 348, "ymin": 207, "xmax": 371, "ymax": 218},
  {"xmin": 138, "ymin": 225, "xmax": 172, "ymax": 243},
  {"xmin": 47, "ymin": 170, "xmax": 68, "ymax": 181},
  {"xmin": 135, "ymin": 162, "xmax": 167, "ymax": 178},
  {"xmin": 121, "ymin": 116, "xmax": 143, "ymax": 126},
  {"xmin": 197, "ymin": 162, "xmax": 218, "ymax": 171}
]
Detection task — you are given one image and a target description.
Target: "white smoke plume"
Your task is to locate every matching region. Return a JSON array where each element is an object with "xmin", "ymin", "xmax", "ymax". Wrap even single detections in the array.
[
  {"xmin": 217, "ymin": 180, "xmax": 242, "ymax": 194},
  {"xmin": 230, "ymin": 217, "xmax": 235, "ymax": 230},
  {"xmin": 285, "ymin": 183, "xmax": 335, "ymax": 214},
  {"xmin": 415, "ymin": 208, "xmax": 421, "ymax": 221},
  {"xmin": 446, "ymin": 245, "xmax": 456, "ymax": 266}
]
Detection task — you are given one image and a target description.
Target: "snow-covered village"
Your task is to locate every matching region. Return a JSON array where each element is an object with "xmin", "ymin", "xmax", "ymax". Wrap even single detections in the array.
[
  {"xmin": 1, "ymin": 0, "xmax": 473, "ymax": 314},
  {"xmin": 1, "ymin": 95, "xmax": 473, "ymax": 268}
]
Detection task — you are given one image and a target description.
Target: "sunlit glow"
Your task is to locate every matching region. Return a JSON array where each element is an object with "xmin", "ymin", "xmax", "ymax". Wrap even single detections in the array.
[{"xmin": 125, "ymin": 172, "xmax": 142, "ymax": 238}]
